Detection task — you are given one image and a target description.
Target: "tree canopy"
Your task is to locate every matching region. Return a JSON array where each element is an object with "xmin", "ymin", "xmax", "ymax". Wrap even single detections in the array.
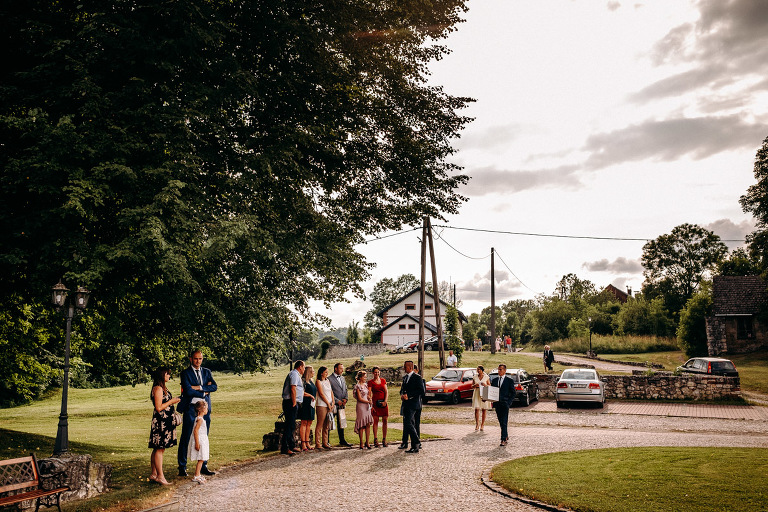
[
  {"xmin": 641, "ymin": 224, "xmax": 727, "ymax": 316},
  {"xmin": 0, "ymin": 0, "xmax": 471, "ymax": 402}
]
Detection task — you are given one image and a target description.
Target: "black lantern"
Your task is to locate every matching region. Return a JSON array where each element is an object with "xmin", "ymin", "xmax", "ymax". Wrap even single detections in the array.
[
  {"xmin": 52, "ymin": 281, "xmax": 69, "ymax": 309},
  {"xmin": 51, "ymin": 280, "xmax": 91, "ymax": 456}
]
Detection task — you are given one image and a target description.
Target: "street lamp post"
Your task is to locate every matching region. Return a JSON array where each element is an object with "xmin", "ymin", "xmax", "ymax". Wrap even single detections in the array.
[
  {"xmin": 51, "ymin": 281, "xmax": 90, "ymax": 456},
  {"xmin": 587, "ymin": 316, "xmax": 593, "ymax": 358}
]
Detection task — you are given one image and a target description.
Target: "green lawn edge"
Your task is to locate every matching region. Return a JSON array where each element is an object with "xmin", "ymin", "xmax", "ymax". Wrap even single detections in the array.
[{"xmin": 491, "ymin": 447, "xmax": 768, "ymax": 512}]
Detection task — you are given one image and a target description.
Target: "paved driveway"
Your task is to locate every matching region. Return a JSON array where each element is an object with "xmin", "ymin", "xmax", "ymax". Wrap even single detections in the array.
[{"xmin": 173, "ymin": 403, "xmax": 768, "ymax": 511}]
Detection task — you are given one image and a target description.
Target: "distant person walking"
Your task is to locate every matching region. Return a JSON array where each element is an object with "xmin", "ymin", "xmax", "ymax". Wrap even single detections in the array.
[
  {"xmin": 505, "ymin": 336, "xmax": 512, "ymax": 353},
  {"xmin": 543, "ymin": 345, "xmax": 555, "ymax": 372},
  {"xmin": 280, "ymin": 360, "xmax": 305, "ymax": 456},
  {"xmin": 148, "ymin": 367, "xmax": 180, "ymax": 485}
]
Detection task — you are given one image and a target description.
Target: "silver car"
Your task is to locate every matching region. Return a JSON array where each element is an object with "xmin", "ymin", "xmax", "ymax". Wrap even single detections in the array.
[{"xmin": 555, "ymin": 368, "xmax": 606, "ymax": 408}]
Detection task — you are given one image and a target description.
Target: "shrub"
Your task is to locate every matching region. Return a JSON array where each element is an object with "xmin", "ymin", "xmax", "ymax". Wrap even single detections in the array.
[
  {"xmin": 677, "ymin": 288, "xmax": 712, "ymax": 357},
  {"xmin": 319, "ymin": 340, "xmax": 331, "ymax": 359}
]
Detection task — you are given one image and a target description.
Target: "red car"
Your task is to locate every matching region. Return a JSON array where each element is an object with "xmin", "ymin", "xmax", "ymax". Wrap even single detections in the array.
[{"xmin": 424, "ymin": 367, "xmax": 477, "ymax": 404}]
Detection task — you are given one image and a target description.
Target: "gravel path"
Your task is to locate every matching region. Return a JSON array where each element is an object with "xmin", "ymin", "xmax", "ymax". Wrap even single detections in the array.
[
  {"xmin": 174, "ymin": 406, "xmax": 768, "ymax": 511},
  {"xmin": 513, "ymin": 351, "xmax": 640, "ymax": 373}
]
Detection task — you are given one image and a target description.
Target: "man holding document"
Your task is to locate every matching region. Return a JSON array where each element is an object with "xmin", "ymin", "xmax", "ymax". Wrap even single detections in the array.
[{"xmin": 489, "ymin": 364, "xmax": 516, "ymax": 446}]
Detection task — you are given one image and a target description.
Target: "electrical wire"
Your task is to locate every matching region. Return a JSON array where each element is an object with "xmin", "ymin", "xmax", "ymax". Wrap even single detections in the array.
[{"xmin": 494, "ymin": 250, "xmax": 539, "ymax": 294}]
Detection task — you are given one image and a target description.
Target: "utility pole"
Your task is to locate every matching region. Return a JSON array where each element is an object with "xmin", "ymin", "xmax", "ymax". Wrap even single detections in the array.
[
  {"xmin": 426, "ymin": 218, "xmax": 445, "ymax": 369},
  {"xmin": 490, "ymin": 247, "xmax": 496, "ymax": 354},
  {"xmin": 418, "ymin": 218, "xmax": 427, "ymax": 377}
]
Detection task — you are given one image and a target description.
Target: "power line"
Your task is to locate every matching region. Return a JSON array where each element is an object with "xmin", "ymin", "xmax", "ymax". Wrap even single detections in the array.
[
  {"xmin": 434, "ymin": 224, "xmax": 746, "ymax": 242},
  {"xmin": 494, "ymin": 249, "xmax": 539, "ymax": 294},
  {"xmin": 433, "ymin": 229, "xmax": 490, "ymax": 260}
]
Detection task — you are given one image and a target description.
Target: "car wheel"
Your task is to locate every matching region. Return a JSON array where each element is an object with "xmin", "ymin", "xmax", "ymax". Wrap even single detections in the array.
[
  {"xmin": 533, "ymin": 386, "xmax": 539, "ymax": 402},
  {"xmin": 425, "ymin": 345, "xmax": 432, "ymax": 351},
  {"xmin": 450, "ymin": 391, "xmax": 460, "ymax": 405},
  {"xmin": 556, "ymin": 400, "xmax": 565, "ymax": 408},
  {"xmin": 522, "ymin": 391, "xmax": 530, "ymax": 407},
  {"xmin": 597, "ymin": 400, "xmax": 604, "ymax": 409}
]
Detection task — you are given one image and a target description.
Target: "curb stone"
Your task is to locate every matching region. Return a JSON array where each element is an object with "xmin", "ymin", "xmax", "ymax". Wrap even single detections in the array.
[{"xmin": 480, "ymin": 469, "xmax": 572, "ymax": 512}]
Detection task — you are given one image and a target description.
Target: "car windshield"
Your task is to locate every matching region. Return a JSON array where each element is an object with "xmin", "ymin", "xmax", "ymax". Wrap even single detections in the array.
[
  {"xmin": 432, "ymin": 369, "xmax": 462, "ymax": 381},
  {"xmin": 561, "ymin": 370, "xmax": 596, "ymax": 381},
  {"xmin": 711, "ymin": 361, "xmax": 736, "ymax": 371}
]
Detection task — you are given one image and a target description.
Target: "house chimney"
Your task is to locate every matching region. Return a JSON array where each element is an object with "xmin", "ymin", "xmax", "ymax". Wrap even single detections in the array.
[{"xmin": 627, "ymin": 286, "xmax": 632, "ymax": 297}]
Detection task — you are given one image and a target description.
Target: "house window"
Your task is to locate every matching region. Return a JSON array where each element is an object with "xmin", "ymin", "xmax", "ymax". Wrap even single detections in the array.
[
  {"xmin": 399, "ymin": 325, "xmax": 406, "ymax": 330},
  {"xmin": 425, "ymin": 304, "xmax": 433, "ymax": 310},
  {"xmin": 737, "ymin": 317, "xmax": 754, "ymax": 339},
  {"xmin": 408, "ymin": 324, "xmax": 416, "ymax": 330},
  {"xmin": 405, "ymin": 304, "xmax": 416, "ymax": 310}
]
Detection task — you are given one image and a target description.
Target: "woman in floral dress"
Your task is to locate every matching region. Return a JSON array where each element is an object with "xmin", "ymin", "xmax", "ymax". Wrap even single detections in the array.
[{"xmin": 148, "ymin": 367, "xmax": 180, "ymax": 485}]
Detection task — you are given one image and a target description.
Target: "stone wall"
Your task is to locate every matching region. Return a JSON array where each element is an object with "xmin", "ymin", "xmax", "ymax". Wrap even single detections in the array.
[
  {"xmin": 325, "ymin": 343, "xmax": 387, "ymax": 360},
  {"xmin": 532, "ymin": 373, "xmax": 741, "ymax": 401},
  {"xmin": 19, "ymin": 454, "xmax": 112, "ymax": 509}
]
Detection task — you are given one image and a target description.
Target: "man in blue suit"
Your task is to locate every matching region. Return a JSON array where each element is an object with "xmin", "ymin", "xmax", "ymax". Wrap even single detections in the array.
[
  {"xmin": 491, "ymin": 364, "xmax": 515, "ymax": 447},
  {"xmin": 177, "ymin": 349, "xmax": 218, "ymax": 476}
]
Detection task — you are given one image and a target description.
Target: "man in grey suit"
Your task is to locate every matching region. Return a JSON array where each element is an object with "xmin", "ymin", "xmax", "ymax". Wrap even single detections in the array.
[{"xmin": 329, "ymin": 362, "xmax": 353, "ymax": 447}]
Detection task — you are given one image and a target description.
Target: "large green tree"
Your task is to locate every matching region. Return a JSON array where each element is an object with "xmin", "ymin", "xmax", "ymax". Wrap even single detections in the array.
[
  {"xmin": 740, "ymin": 135, "xmax": 768, "ymax": 274},
  {"xmin": 641, "ymin": 224, "xmax": 727, "ymax": 317},
  {"xmin": 0, "ymin": 0, "xmax": 471, "ymax": 398}
]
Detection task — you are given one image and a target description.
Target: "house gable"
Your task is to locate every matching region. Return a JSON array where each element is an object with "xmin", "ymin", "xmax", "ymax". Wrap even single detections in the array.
[{"xmin": 706, "ymin": 275, "xmax": 768, "ymax": 355}]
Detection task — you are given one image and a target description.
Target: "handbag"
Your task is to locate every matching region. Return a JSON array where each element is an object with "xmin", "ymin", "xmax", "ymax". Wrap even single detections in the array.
[
  {"xmin": 171, "ymin": 411, "xmax": 183, "ymax": 427},
  {"xmin": 337, "ymin": 408, "xmax": 347, "ymax": 429},
  {"xmin": 375, "ymin": 399, "xmax": 385, "ymax": 408},
  {"xmin": 327, "ymin": 410, "xmax": 335, "ymax": 431}
]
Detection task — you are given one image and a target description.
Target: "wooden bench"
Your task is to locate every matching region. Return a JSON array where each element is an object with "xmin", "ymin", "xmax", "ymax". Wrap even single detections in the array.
[{"xmin": 0, "ymin": 454, "xmax": 69, "ymax": 512}]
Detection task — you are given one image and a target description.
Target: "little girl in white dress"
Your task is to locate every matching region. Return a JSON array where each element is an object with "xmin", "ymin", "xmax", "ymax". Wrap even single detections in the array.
[{"xmin": 189, "ymin": 400, "xmax": 210, "ymax": 484}]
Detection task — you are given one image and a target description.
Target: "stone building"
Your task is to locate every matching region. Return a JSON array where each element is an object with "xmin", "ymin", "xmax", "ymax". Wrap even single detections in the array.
[{"xmin": 706, "ymin": 275, "xmax": 768, "ymax": 355}]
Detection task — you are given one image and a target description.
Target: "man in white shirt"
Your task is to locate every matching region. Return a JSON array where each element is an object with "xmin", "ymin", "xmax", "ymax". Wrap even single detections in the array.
[
  {"xmin": 280, "ymin": 360, "xmax": 305, "ymax": 456},
  {"xmin": 446, "ymin": 350, "xmax": 458, "ymax": 367}
]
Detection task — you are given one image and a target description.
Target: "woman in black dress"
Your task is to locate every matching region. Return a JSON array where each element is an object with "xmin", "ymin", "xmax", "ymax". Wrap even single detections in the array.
[
  {"xmin": 299, "ymin": 366, "xmax": 317, "ymax": 451},
  {"xmin": 148, "ymin": 367, "xmax": 180, "ymax": 485}
]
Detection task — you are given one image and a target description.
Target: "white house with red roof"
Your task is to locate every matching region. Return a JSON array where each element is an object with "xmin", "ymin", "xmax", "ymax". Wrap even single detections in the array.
[{"xmin": 374, "ymin": 288, "xmax": 466, "ymax": 347}]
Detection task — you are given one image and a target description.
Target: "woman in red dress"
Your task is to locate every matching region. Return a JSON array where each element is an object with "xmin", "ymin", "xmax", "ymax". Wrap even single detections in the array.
[{"xmin": 368, "ymin": 366, "xmax": 389, "ymax": 447}]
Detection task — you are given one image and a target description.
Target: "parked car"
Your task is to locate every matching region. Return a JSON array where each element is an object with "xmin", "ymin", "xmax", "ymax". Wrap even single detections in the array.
[
  {"xmin": 391, "ymin": 340, "xmax": 418, "ymax": 354},
  {"xmin": 676, "ymin": 357, "xmax": 739, "ymax": 377},
  {"xmin": 487, "ymin": 368, "xmax": 540, "ymax": 406},
  {"xmin": 555, "ymin": 368, "xmax": 605, "ymax": 408},
  {"xmin": 423, "ymin": 334, "xmax": 463, "ymax": 351},
  {"xmin": 424, "ymin": 367, "xmax": 477, "ymax": 404}
]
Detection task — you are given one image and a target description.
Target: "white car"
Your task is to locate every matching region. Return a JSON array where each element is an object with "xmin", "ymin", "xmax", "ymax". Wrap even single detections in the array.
[{"xmin": 555, "ymin": 368, "xmax": 606, "ymax": 408}]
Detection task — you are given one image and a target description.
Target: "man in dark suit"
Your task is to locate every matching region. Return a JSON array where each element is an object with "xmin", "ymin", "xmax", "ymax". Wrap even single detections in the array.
[
  {"xmin": 491, "ymin": 364, "xmax": 515, "ymax": 447},
  {"xmin": 398, "ymin": 360, "xmax": 424, "ymax": 453},
  {"xmin": 177, "ymin": 349, "xmax": 218, "ymax": 476},
  {"xmin": 329, "ymin": 362, "xmax": 353, "ymax": 447},
  {"xmin": 401, "ymin": 363, "xmax": 426, "ymax": 450}
]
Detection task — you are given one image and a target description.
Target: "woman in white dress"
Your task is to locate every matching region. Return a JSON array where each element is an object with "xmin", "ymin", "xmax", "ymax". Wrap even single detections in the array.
[
  {"xmin": 471, "ymin": 365, "xmax": 492, "ymax": 431},
  {"xmin": 314, "ymin": 366, "xmax": 334, "ymax": 450}
]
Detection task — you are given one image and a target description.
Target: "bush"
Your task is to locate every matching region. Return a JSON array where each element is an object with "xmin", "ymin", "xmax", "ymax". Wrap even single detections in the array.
[
  {"xmin": 447, "ymin": 335, "xmax": 464, "ymax": 365},
  {"xmin": 677, "ymin": 288, "xmax": 712, "ymax": 357},
  {"xmin": 320, "ymin": 340, "xmax": 331, "ymax": 359},
  {"xmin": 544, "ymin": 335, "xmax": 679, "ymax": 355}
]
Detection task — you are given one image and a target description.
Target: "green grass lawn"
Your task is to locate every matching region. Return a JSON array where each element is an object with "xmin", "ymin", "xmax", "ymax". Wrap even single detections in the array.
[
  {"xmin": 1, "ymin": 350, "xmax": 766, "ymax": 511},
  {"xmin": 0, "ymin": 359, "xmax": 410, "ymax": 511},
  {"xmin": 492, "ymin": 447, "xmax": 768, "ymax": 512}
]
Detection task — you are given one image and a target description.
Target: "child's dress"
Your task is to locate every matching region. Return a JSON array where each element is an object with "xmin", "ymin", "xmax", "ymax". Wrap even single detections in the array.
[{"xmin": 188, "ymin": 417, "xmax": 210, "ymax": 461}]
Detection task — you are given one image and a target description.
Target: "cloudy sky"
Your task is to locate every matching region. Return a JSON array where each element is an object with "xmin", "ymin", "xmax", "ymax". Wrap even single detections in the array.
[{"xmin": 318, "ymin": 0, "xmax": 768, "ymax": 328}]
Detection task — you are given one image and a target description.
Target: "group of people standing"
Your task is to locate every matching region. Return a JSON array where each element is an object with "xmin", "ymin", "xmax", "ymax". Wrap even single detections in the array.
[
  {"xmin": 282, "ymin": 361, "xmax": 396, "ymax": 454},
  {"xmin": 148, "ymin": 350, "xmax": 217, "ymax": 485},
  {"xmin": 282, "ymin": 360, "xmax": 428, "ymax": 455}
]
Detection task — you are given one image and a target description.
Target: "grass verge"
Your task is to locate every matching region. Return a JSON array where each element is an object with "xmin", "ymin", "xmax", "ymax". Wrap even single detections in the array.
[{"xmin": 492, "ymin": 447, "xmax": 768, "ymax": 512}]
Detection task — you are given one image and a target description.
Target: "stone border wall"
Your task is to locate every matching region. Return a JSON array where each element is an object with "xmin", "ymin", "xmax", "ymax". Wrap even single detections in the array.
[
  {"xmin": 325, "ymin": 343, "xmax": 387, "ymax": 360},
  {"xmin": 532, "ymin": 373, "xmax": 741, "ymax": 401}
]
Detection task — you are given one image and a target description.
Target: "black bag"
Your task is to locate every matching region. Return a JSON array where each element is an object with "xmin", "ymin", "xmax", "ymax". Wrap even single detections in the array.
[{"xmin": 376, "ymin": 399, "xmax": 385, "ymax": 408}]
